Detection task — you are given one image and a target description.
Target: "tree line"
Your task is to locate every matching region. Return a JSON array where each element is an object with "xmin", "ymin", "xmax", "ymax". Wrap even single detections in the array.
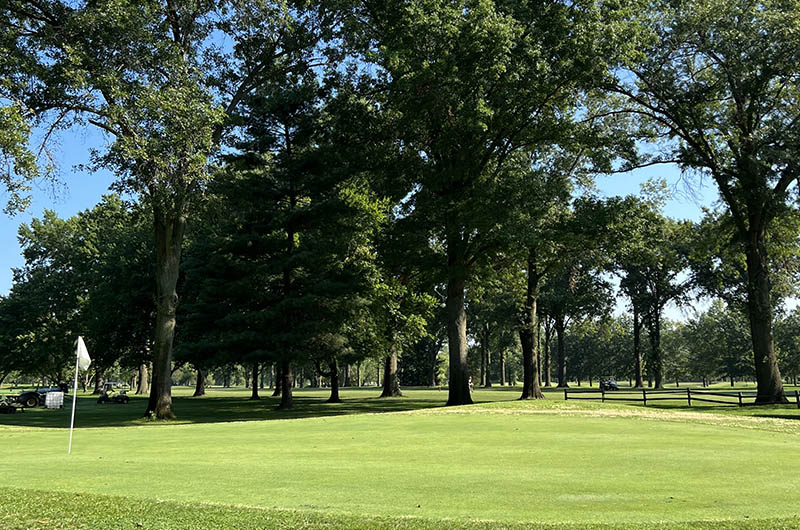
[{"xmin": 1, "ymin": 0, "xmax": 799, "ymax": 416}]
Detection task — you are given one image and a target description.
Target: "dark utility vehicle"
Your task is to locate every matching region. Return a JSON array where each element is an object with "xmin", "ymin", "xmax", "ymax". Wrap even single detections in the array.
[{"xmin": 15, "ymin": 383, "xmax": 69, "ymax": 408}]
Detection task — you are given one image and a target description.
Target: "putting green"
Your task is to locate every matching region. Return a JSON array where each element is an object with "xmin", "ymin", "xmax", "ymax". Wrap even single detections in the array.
[{"xmin": 2, "ymin": 397, "xmax": 799, "ymax": 527}]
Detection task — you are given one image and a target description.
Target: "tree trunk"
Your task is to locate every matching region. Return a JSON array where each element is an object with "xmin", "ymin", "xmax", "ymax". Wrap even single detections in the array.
[
  {"xmin": 648, "ymin": 311, "xmax": 664, "ymax": 389},
  {"xmin": 193, "ymin": 368, "xmax": 205, "ymax": 397},
  {"xmin": 544, "ymin": 318, "xmax": 552, "ymax": 387},
  {"xmin": 250, "ymin": 363, "xmax": 260, "ymax": 400},
  {"xmin": 92, "ymin": 367, "xmax": 104, "ymax": 395},
  {"xmin": 376, "ymin": 364, "xmax": 381, "ymax": 387},
  {"xmin": 744, "ymin": 234, "xmax": 787, "ymax": 403},
  {"xmin": 633, "ymin": 307, "xmax": 644, "ymax": 388},
  {"xmin": 555, "ymin": 316, "xmax": 568, "ymax": 388},
  {"xmin": 445, "ymin": 231, "xmax": 473, "ymax": 405},
  {"xmin": 343, "ymin": 364, "xmax": 351, "ymax": 387},
  {"xmin": 499, "ymin": 350, "xmax": 506, "ymax": 386},
  {"xmin": 136, "ymin": 363, "xmax": 149, "ymax": 395},
  {"xmin": 272, "ymin": 364, "xmax": 282, "ymax": 396},
  {"xmin": 357, "ymin": 362, "xmax": 362, "ymax": 387},
  {"xmin": 480, "ymin": 332, "xmax": 487, "ymax": 388},
  {"xmin": 278, "ymin": 360, "xmax": 293, "ymax": 410},
  {"xmin": 327, "ymin": 358, "xmax": 341, "ymax": 403},
  {"xmin": 483, "ymin": 330, "xmax": 492, "ymax": 388},
  {"xmin": 536, "ymin": 317, "xmax": 542, "ymax": 387},
  {"xmin": 429, "ymin": 339, "xmax": 442, "ymax": 387},
  {"xmin": 380, "ymin": 347, "xmax": 403, "ymax": 397},
  {"xmin": 519, "ymin": 253, "xmax": 543, "ymax": 399},
  {"xmin": 145, "ymin": 209, "xmax": 185, "ymax": 420}
]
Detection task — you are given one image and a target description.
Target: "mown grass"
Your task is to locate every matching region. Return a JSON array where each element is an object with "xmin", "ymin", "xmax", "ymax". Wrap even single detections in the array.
[
  {"xmin": 3, "ymin": 488, "xmax": 800, "ymax": 530},
  {"xmin": 2, "ymin": 385, "xmax": 800, "ymax": 529}
]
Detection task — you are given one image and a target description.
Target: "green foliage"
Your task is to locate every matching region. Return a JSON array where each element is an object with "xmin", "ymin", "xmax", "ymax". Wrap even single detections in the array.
[
  {"xmin": 178, "ymin": 71, "xmax": 387, "ymax": 378},
  {"xmin": 686, "ymin": 301, "xmax": 753, "ymax": 382},
  {"xmin": 0, "ymin": 196, "xmax": 153, "ymax": 381}
]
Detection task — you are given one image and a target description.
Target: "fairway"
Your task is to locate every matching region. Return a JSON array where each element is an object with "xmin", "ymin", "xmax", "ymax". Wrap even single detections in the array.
[{"xmin": 3, "ymin": 388, "xmax": 800, "ymax": 529}]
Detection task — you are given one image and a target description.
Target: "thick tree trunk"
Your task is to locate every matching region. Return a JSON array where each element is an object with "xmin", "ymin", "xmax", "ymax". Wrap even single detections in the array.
[
  {"xmin": 519, "ymin": 254, "xmax": 543, "ymax": 399},
  {"xmin": 744, "ymin": 235, "xmax": 787, "ymax": 403},
  {"xmin": 271, "ymin": 364, "xmax": 282, "ymax": 396},
  {"xmin": 445, "ymin": 232, "xmax": 472, "ymax": 405},
  {"xmin": 555, "ymin": 316, "xmax": 568, "ymax": 388},
  {"xmin": 278, "ymin": 360, "xmax": 293, "ymax": 410},
  {"xmin": 250, "ymin": 363, "xmax": 260, "ymax": 400},
  {"xmin": 92, "ymin": 367, "xmax": 104, "ymax": 395},
  {"xmin": 633, "ymin": 308, "xmax": 644, "ymax": 388},
  {"xmin": 136, "ymin": 363, "xmax": 149, "ymax": 395},
  {"xmin": 327, "ymin": 358, "xmax": 341, "ymax": 403},
  {"xmin": 145, "ymin": 209, "xmax": 185, "ymax": 420},
  {"xmin": 380, "ymin": 347, "xmax": 403, "ymax": 397},
  {"xmin": 193, "ymin": 368, "xmax": 205, "ymax": 397}
]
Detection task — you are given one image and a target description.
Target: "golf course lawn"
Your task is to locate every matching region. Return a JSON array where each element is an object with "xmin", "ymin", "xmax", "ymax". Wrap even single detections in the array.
[{"xmin": 2, "ymin": 387, "xmax": 800, "ymax": 529}]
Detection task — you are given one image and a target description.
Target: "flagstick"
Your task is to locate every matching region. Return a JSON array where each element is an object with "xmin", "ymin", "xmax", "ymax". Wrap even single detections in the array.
[{"xmin": 68, "ymin": 346, "xmax": 81, "ymax": 455}]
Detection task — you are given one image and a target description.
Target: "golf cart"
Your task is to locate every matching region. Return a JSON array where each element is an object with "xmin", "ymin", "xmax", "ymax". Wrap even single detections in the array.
[
  {"xmin": 599, "ymin": 377, "xmax": 619, "ymax": 391},
  {"xmin": 97, "ymin": 382, "xmax": 130, "ymax": 404}
]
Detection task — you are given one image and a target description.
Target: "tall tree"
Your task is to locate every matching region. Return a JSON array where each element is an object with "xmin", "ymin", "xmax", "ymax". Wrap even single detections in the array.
[
  {"xmin": 609, "ymin": 0, "xmax": 800, "ymax": 402},
  {"xmin": 350, "ymin": 0, "xmax": 631, "ymax": 405},
  {"xmin": 2, "ymin": 0, "xmax": 323, "ymax": 418}
]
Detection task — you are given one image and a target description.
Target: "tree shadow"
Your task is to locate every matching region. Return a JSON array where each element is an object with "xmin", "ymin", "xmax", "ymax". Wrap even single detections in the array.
[{"xmin": 0, "ymin": 390, "xmax": 448, "ymax": 429}]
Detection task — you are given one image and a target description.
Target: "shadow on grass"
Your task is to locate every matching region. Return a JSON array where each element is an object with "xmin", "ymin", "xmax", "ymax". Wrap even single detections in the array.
[{"xmin": 0, "ymin": 389, "xmax": 450, "ymax": 429}]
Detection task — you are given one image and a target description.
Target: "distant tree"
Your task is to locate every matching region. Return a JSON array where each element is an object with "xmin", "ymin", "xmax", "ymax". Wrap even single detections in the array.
[
  {"xmin": 686, "ymin": 301, "xmax": 753, "ymax": 385},
  {"xmin": 540, "ymin": 260, "xmax": 613, "ymax": 387}
]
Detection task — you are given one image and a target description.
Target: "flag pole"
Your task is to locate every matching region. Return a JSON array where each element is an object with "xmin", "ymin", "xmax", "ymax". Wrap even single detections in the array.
[{"xmin": 68, "ymin": 338, "xmax": 82, "ymax": 455}]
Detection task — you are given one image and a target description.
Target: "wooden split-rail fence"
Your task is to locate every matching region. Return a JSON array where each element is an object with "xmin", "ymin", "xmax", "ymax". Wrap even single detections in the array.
[{"xmin": 564, "ymin": 387, "xmax": 800, "ymax": 408}]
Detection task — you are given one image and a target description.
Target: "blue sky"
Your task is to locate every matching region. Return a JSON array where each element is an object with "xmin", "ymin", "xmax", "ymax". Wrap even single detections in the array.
[{"xmin": 0, "ymin": 131, "xmax": 720, "ymax": 300}]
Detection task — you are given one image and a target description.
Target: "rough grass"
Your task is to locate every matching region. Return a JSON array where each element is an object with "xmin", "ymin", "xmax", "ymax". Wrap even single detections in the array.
[
  {"xmin": 3, "ymin": 488, "xmax": 800, "ymax": 530},
  {"xmin": 2, "ymin": 385, "xmax": 800, "ymax": 529}
]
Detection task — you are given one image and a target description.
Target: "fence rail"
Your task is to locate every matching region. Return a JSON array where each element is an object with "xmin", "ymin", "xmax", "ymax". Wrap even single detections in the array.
[{"xmin": 563, "ymin": 388, "xmax": 800, "ymax": 408}]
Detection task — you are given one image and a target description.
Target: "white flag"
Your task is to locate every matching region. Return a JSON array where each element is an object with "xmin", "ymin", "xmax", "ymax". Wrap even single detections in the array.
[{"xmin": 76, "ymin": 336, "xmax": 91, "ymax": 371}]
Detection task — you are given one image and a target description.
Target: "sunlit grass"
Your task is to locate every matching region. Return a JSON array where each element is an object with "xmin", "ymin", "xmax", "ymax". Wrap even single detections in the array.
[{"xmin": 2, "ymin": 386, "xmax": 800, "ymax": 528}]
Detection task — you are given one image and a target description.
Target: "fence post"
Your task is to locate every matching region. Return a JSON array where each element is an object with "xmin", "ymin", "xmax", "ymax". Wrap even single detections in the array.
[
  {"xmin": 795, "ymin": 390, "xmax": 799, "ymax": 409},
  {"xmin": 738, "ymin": 392, "xmax": 743, "ymax": 407},
  {"xmin": 564, "ymin": 389, "xmax": 568, "ymax": 401},
  {"xmin": 687, "ymin": 388, "xmax": 692, "ymax": 407},
  {"xmin": 642, "ymin": 389, "xmax": 647, "ymax": 407},
  {"xmin": 601, "ymin": 388, "xmax": 605, "ymax": 403}
]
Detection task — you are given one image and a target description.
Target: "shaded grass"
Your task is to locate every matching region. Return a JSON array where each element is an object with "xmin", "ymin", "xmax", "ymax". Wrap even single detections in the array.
[{"xmin": 3, "ymin": 383, "xmax": 800, "ymax": 430}]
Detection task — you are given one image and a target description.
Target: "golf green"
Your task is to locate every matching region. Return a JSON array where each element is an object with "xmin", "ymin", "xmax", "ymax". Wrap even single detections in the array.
[{"xmin": 2, "ymin": 392, "xmax": 799, "ymax": 528}]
